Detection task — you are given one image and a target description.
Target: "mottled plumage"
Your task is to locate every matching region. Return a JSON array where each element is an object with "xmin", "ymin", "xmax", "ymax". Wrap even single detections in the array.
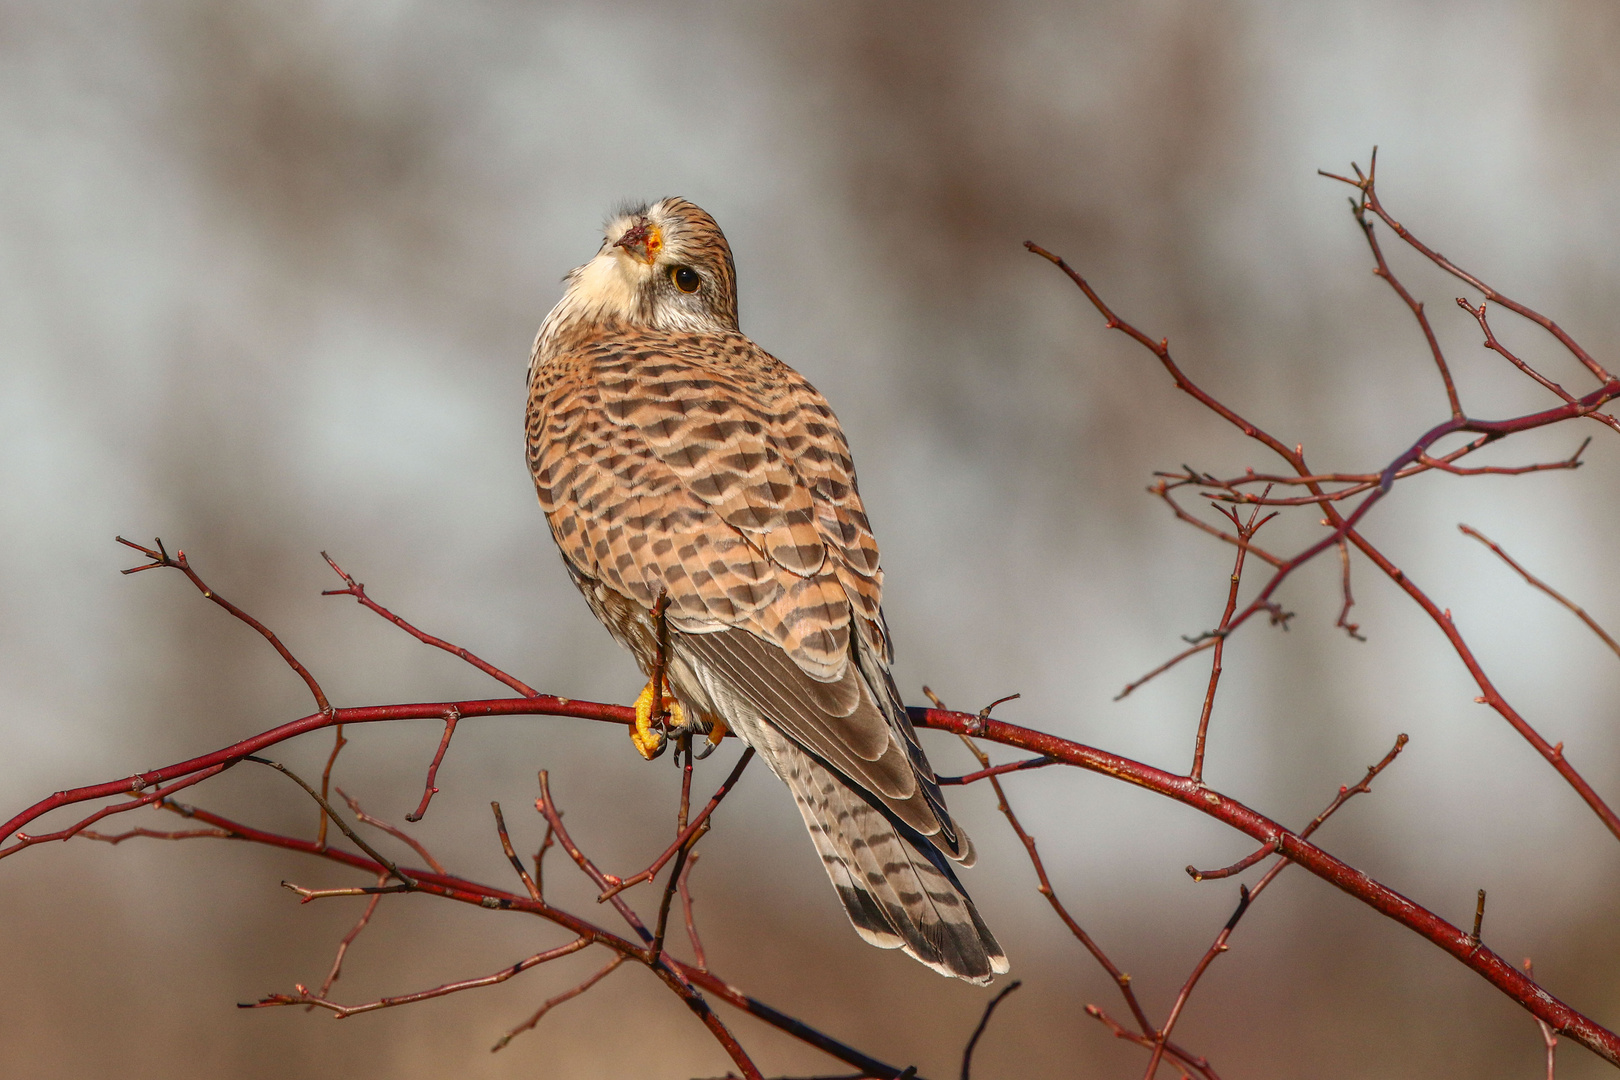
[{"xmin": 526, "ymin": 198, "xmax": 1007, "ymax": 982}]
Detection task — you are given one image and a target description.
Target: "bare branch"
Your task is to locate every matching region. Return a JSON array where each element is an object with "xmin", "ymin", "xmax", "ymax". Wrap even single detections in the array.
[
  {"xmin": 491, "ymin": 954, "xmax": 626, "ymax": 1052},
  {"xmin": 321, "ymin": 551, "xmax": 541, "ymax": 698},
  {"xmin": 1460, "ymin": 525, "xmax": 1620, "ymax": 660},
  {"xmin": 117, "ymin": 537, "xmax": 332, "ymax": 713}
]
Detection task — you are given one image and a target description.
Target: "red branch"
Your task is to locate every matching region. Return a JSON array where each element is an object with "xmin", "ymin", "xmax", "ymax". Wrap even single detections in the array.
[
  {"xmin": 1025, "ymin": 196, "xmax": 1620, "ymax": 844},
  {"xmin": 1460, "ymin": 525, "xmax": 1620, "ymax": 660},
  {"xmin": 598, "ymin": 748, "xmax": 755, "ymax": 901},
  {"xmin": 117, "ymin": 537, "xmax": 332, "ymax": 713},
  {"xmin": 7, "ymin": 695, "xmax": 1615, "ymax": 1063},
  {"xmin": 321, "ymin": 552, "xmax": 541, "ymax": 698},
  {"xmin": 146, "ymin": 794, "xmax": 914, "ymax": 1079},
  {"xmin": 14, "ymin": 161, "xmax": 1619, "ymax": 1074},
  {"xmin": 405, "ymin": 706, "xmax": 460, "ymax": 822},
  {"xmin": 911, "ymin": 706, "xmax": 1618, "ymax": 1065}
]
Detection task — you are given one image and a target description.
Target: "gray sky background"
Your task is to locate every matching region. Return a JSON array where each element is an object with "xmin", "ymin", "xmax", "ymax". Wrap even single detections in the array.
[{"xmin": 3, "ymin": 3, "xmax": 1618, "ymax": 1077}]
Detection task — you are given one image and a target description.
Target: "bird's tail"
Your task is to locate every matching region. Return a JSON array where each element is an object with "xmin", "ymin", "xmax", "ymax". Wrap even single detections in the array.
[{"xmin": 775, "ymin": 740, "xmax": 1008, "ymax": 984}]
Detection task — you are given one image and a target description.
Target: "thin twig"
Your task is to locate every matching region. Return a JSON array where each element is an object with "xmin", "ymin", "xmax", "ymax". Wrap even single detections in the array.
[
  {"xmin": 248, "ymin": 935, "xmax": 594, "ymax": 1017},
  {"xmin": 316, "ymin": 725, "xmax": 347, "ymax": 849},
  {"xmin": 337, "ymin": 788, "xmax": 448, "ymax": 875},
  {"xmin": 1189, "ymin": 734, "xmax": 1408, "ymax": 881},
  {"xmin": 1345, "ymin": 170, "xmax": 1464, "ymax": 420},
  {"xmin": 535, "ymin": 771, "xmax": 651, "ymax": 942},
  {"xmin": 320, "ymin": 551, "xmax": 541, "ymax": 697},
  {"xmin": 1114, "ymin": 637, "xmax": 1217, "ymax": 702},
  {"xmin": 678, "ymin": 851, "xmax": 708, "ymax": 971},
  {"xmin": 1142, "ymin": 888, "xmax": 1252, "ymax": 1080},
  {"xmin": 311, "ymin": 871, "xmax": 388, "ymax": 1005},
  {"xmin": 244, "ymin": 757, "xmax": 416, "ymax": 888},
  {"xmin": 405, "ymin": 705, "xmax": 460, "ymax": 822},
  {"xmin": 1191, "ymin": 501, "xmax": 1273, "ymax": 782},
  {"xmin": 117, "ymin": 537, "xmax": 332, "ymax": 713},
  {"xmin": 282, "ymin": 881, "xmax": 412, "ymax": 901},
  {"xmin": 960, "ymin": 980, "xmax": 1021, "ymax": 1080},
  {"xmin": 1468, "ymin": 889, "xmax": 1488, "ymax": 950},
  {"xmin": 533, "ymin": 823, "xmax": 556, "ymax": 901},
  {"xmin": 936, "ymin": 756, "xmax": 1057, "ymax": 786},
  {"xmin": 80, "ymin": 825, "xmax": 232, "ymax": 844},
  {"xmin": 1460, "ymin": 525, "xmax": 1620, "ymax": 659},
  {"xmin": 1185, "ymin": 842, "xmax": 1276, "ymax": 883},
  {"xmin": 651, "ymin": 832, "xmax": 698, "ymax": 963},
  {"xmin": 493, "ymin": 802, "xmax": 542, "ymax": 901},
  {"xmin": 1335, "ymin": 539, "xmax": 1366, "ymax": 641},
  {"xmin": 491, "ymin": 953, "xmax": 627, "ymax": 1052},
  {"xmin": 1456, "ymin": 299, "xmax": 1575, "ymax": 402},
  {"xmin": 598, "ymin": 748, "xmax": 755, "ymax": 901},
  {"xmin": 1525, "ymin": 958, "xmax": 1559, "ymax": 1080}
]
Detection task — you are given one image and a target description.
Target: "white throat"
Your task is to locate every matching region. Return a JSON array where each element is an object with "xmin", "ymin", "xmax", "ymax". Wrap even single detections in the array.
[{"xmin": 534, "ymin": 247, "xmax": 651, "ymax": 355}]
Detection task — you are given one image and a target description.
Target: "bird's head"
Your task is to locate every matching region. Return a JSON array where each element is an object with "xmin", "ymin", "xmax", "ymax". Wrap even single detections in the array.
[{"xmin": 545, "ymin": 198, "xmax": 739, "ymax": 341}]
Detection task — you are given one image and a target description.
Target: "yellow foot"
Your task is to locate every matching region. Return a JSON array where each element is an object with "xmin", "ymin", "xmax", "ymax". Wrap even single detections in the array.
[
  {"xmin": 631, "ymin": 681, "xmax": 682, "ymax": 760},
  {"xmin": 692, "ymin": 715, "xmax": 730, "ymax": 760}
]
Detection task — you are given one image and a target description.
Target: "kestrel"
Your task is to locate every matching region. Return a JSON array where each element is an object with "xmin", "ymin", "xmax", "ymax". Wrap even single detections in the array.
[{"xmin": 525, "ymin": 198, "xmax": 1007, "ymax": 983}]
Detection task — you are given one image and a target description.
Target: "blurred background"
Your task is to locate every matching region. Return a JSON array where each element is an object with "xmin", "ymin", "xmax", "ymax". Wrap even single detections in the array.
[{"xmin": 3, "ymin": 1, "xmax": 1618, "ymax": 1076}]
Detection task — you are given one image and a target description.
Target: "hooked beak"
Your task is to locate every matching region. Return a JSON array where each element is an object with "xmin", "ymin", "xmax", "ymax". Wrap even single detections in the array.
[{"xmin": 612, "ymin": 219, "xmax": 663, "ymax": 265}]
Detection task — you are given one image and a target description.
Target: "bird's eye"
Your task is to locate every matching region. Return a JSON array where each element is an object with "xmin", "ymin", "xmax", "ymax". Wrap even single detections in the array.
[{"xmin": 670, "ymin": 266, "xmax": 701, "ymax": 294}]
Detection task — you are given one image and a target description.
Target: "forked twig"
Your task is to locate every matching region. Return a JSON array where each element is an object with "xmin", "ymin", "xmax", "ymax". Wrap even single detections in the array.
[
  {"xmin": 926, "ymin": 688, "xmax": 1216, "ymax": 1080},
  {"xmin": 248, "ymin": 935, "xmax": 594, "ymax": 1017},
  {"xmin": 598, "ymin": 748, "xmax": 755, "ymax": 901},
  {"xmin": 1191, "ymin": 500, "xmax": 1275, "ymax": 782},
  {"xmin": 492, "ymin": 802, "xmax": 542, "ymax": 901},
  {"xmin": 1189, "ymin": 734, "xmax": 1408, "ymax": 881},
  {"xmin": 118, "ymin": 537, "xmax": 332, "ymax": 713},
  {"xmin": 320, "ymin": 551, "xmax": 541, "ymax": 698}
]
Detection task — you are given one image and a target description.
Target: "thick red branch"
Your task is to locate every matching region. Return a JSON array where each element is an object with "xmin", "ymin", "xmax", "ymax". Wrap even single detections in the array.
[
  {"xmin": 144, "ymin": 797, "xmax": 917, "ymax": 1080},
  {"xmin": 909, "ymin": 707, "xmax": 1620, "ymax": 1066},
  {"xmin": 0, "ymin": 696, "xmax": 632, "ymax": 857},
  {"xmin": 8, "ymin": 694, "xmax": 1615, "ymax": 1063}
]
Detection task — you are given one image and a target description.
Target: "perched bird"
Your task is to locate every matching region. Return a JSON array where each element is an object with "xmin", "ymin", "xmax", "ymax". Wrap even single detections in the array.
[{"xmin": 525, "ymin": 198, "xmax": 1007, "ymax": 983}]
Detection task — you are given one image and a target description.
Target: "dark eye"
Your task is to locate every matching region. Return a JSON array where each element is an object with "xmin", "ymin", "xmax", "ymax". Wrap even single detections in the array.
[{"xmin": 670, "ymin": 265, "xmax": 701, "ymax": 293}]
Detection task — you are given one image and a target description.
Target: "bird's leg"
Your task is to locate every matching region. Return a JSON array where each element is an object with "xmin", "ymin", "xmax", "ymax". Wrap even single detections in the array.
[
  {"xmin": 635, "ymin": 591, "xmax": 677, "ymax": 760},
  {"xmin": 630, "ymin": 685, "xmax": 729, "ymax": 761},
  {"xmin": 631, "ymin": 681, "xmax": 676, "ymax": 760}
]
